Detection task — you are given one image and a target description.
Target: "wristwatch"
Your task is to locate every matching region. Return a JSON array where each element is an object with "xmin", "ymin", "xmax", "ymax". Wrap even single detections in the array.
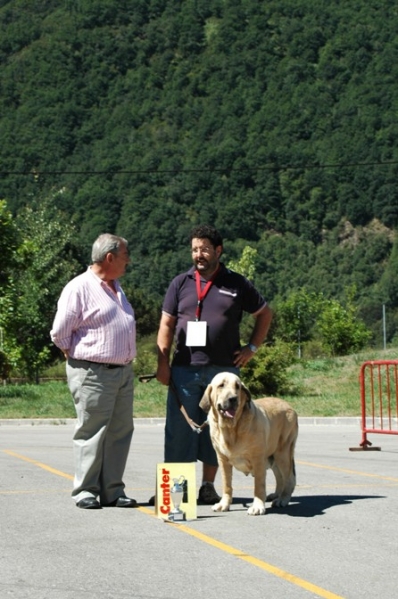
[{"xmin": 248, "ymin": 343, "xmax": 258, "ymax": 353}]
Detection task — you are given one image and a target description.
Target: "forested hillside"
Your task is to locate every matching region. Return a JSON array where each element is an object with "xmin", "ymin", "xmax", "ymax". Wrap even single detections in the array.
[{"xmin": 1, "ymin": 0, "xmax": 398, "ymax": 346}]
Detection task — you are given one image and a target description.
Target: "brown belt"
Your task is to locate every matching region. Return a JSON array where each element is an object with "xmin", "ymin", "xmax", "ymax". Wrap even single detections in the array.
[
  {"xmin": 94, "ymin": 362, "xmax": 129, "ymax": 369},
  {"xmin": 73, "ymin": 359, "xmax": 131, "ymax": 369}
]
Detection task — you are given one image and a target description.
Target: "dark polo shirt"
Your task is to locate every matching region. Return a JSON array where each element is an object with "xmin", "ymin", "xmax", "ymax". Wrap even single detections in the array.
[{"xmin": 162, "ymin": 263, "xmax": 267, "ymax": 367}]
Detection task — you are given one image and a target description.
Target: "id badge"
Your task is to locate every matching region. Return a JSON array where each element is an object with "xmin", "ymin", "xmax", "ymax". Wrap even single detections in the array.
[{"xmin": 186, "ymin": 321, "xmax": 207, "ymax": 346}]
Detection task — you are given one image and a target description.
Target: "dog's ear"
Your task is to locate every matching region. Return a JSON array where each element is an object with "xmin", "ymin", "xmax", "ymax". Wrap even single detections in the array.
[
  {"xmin": 241, "ymin": 381, "xmax": 251, "ymax": 405},
  {"xmin": 199, "ymin": 384, "xmax": 212, "ymax": 413}
]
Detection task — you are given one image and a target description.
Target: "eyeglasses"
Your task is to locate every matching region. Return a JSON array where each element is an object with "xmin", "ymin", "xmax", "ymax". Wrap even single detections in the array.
[{"xmin": 191, "ymin": 246, "xmax": 214, "ymax": 255}]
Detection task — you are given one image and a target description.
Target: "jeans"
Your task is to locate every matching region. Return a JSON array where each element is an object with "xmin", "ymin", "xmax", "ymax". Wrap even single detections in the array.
[{"xmin": 164, "ymin": 364, "xmax": 239, "ymax": 465}]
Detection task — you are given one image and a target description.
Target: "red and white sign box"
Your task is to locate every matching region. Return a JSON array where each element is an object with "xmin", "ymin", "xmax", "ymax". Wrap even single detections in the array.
[{"xmin": 155, "ymin": 462, "xmax": 197, "ymax": 521}]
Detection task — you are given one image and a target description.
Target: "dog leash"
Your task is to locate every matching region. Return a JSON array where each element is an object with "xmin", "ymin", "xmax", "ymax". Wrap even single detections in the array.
[{"xmin": 138, "ymin": 373, "xmax": 208, "ymax": 434}]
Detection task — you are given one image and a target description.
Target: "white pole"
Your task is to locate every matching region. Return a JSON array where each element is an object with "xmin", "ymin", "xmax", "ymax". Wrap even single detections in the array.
[
  {"xmin": 297, "ymin": 306, "xmax": 301, "ymax": 359},
  {"xmin": 383, "ymin": 304, "xmax": 387, "ymax": 350}
]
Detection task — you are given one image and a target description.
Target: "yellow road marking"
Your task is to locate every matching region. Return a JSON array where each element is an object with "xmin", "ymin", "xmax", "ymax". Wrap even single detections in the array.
[
  {"xmin": 3, "ymin": 450, "xmax": 73, "ymax": 480},
  {"xmin": 137, "ymin": 507, "xmax": 345, "ymax": 598},
  {"xmin": 138, "ymin": 506, "xmax": 154, "ymax": 515},
  {"xmin": 297, "ymin": 460, "xmax": 398, "ymax": 482},
  {"xmin": 138, "ymin": 507, "xmax": 345, "ymax": 599},
  {"xmin": 170, "ymin": 522, "xmax": 345, "ymax": 599},
  {"xmin": 10, "ymin": 449, "xmax": 398, "ymax": 599}
]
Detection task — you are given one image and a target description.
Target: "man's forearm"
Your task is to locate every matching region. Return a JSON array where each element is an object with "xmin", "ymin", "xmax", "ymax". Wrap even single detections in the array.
[
  {"xmin": 157, "ymin": 327, "xmax": 174, "ymax": 365},
  {"xmin": 250, "ymin": 306, "xmax": 273, "ymax": 347}
]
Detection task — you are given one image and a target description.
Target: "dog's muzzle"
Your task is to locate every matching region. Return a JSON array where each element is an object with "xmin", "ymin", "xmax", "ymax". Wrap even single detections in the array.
[{"xmin": 217, "ymin": 396, "xmax": 238, "ymax": 419}]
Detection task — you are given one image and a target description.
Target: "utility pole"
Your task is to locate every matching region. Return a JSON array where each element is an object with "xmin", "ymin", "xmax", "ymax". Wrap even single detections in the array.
[
  {"xmin": 382, "ymin": 304, "xmax": 387, "ymax": 350},
  {"xmin": 297, "ymin": 306, "xmax": 301, "ymax": 359}
]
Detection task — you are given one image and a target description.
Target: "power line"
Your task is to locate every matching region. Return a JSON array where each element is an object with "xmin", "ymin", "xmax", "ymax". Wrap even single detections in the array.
[{"xmin": 1, "ymin": 159, "xmax": 398, "ymax": 176}]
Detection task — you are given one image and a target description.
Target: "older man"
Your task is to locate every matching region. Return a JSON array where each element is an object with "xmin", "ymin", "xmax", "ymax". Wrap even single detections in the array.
[{"xmin": 51, "ymin": 233, "xmax": 137, "ymax": 509}]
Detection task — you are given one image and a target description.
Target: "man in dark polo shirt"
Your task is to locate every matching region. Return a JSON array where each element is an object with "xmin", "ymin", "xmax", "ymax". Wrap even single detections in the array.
[{"xmin": 156, "ymin": 224, "xmax": 272, "ymax": 505}]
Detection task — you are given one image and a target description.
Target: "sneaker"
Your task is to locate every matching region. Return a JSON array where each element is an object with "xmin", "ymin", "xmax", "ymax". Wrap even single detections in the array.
[
  {"xmin": 148, "ymin": 495, "xmax": 155, "ymax": 506},
  {"xmin": 197, "ymin": 482, "xmax": 221, "ymax": 505}
]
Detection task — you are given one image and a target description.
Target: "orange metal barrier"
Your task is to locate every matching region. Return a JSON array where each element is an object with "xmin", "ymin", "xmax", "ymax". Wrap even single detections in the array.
[{"xmin": 350, "ymin": 360, "xmax": 398, "ymax": 451}]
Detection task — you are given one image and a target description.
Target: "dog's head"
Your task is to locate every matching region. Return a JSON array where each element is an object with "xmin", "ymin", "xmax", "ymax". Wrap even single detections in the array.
[{"xmin": 200, "ymin": 372, "xmax": 251, "ymax": 423}]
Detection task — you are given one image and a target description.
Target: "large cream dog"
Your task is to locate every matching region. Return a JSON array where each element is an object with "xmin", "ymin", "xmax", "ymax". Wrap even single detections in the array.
[{"xmin": 200, "ymin": 372, "xmax": 298, "ymax": 516}]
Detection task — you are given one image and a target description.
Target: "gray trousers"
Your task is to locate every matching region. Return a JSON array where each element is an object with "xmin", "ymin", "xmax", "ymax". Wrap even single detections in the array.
[{"xmin": 66, "ymin": 358, "xmax": 134, "ymax": 504}]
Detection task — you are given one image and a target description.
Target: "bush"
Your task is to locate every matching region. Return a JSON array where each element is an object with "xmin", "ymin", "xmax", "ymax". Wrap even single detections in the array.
[
  {"xmin": 316, "ymin": 298, "xmax": 372, "ymax": 356},
  {"xmin": 301, "ymin": 339, "xmax": 329, "ymax": 359},
  {"xmin": 242, "ymin": 340, "xmax": 297, "ymax": 396},
  {"xmin": 0, "ymin": 349, "xmax": 11, "ymax": 381},
  {"xmin": 133, "ymin": 334, "xmax": 158, "ymax": 377}
]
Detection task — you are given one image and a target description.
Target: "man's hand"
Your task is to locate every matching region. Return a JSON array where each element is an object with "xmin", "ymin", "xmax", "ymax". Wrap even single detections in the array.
[
  {"xmin": 233, "ymin": 345, "xmax": 256, "ymax": 368},
  {"xmin": 156, "ymin": 362, "xmax": 171, "ymax": 386}
]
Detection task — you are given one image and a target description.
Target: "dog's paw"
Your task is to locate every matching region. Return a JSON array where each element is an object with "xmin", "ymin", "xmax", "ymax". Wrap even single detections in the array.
[
  {"xmin": 212, "ymin": 500, "xmax": 231, "ymax": 512},
  {"xmin": 247, "ymin": 499, "xmax": 266, "ymax": 515},
  {"xmin": 271, "ymin": 495, "xmax": 291, "ymax": 508}
]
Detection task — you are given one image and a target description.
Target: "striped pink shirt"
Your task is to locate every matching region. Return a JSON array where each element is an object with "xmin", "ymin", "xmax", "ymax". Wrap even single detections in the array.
[{"xmin": 51, "ymin": 267, "xmax": 136, "ymax": 364}]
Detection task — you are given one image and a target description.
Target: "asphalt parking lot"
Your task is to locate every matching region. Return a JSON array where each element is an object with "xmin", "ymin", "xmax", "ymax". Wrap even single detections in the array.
[{"xmin": 1, "ymin": 418, "xmax": 398, "ymax": 599}]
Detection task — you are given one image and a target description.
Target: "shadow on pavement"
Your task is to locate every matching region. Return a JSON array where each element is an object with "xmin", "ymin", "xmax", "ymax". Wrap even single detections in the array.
[
  {"xmin": 214, "ymin": 494, "xmax": 386, "ymax": 517},
  {"xmin": 269, "ymin": 494, "xmax": 385, "ymax": 517}
]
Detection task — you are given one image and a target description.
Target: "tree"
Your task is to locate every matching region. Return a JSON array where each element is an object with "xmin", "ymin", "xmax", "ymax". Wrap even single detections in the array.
[
  {"xmin": 122, "ymin": 284, "xmax": 161, "ymax": 338},
  {"xmin": 227, "ymin": 245, "xmax": 257, "ymax": 280},
  {"xmin": 2, "ymin": 0, "xmax": 398, "ymax": 345},
  {"xmin": 0, "ymin": 200, "xmax": 18, "ymax": 272},
  {"xmin": 315, "ymin": 288, "xmax": 372, "ymax": 356},
  {"xmin": 274, "ymin": 286, "xmax": 372, "ymax": 357},
  {"xmin": 378, "ymin": 237, "xmax": 398, "ymax": 307},
  {"xmin": 273, "ymin": 289, "xmax": 322, "ymax": 347},
  {"xmin": 0, "ymin": 200, "xmax": 20, "ymax": 376},
  {"xmin": 10, "ymin": 193, "xmax": 82, "ymax": 380}
]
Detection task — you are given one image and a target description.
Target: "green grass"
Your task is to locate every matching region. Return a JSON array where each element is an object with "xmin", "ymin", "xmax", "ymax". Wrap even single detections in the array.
[
  {"xmin": 0, "ymin": 348, "xmax": 396, "ymax": 419},
  {"xmin": 283, "ymin": 347, "xmax": 398, "ymax": 417},
  {"xmin": 0, "ymin": 378, "xmax": 167, "ymax": 420},
  {"xmin": 283, "ymin": 357, "xmax": 362, "ymax": 417},
  {"xmin": 0, "ymin": 381, "xmax": 75, "ymax": 419}
]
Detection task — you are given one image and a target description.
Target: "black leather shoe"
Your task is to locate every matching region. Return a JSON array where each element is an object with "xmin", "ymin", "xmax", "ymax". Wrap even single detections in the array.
[
  {"xmin": 76, "ymin": 497, "xmax": 102, "ymax": 509},
  {"xmin": 103, "ymin": 496, "xmax": 138, "ymax": 508}
]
